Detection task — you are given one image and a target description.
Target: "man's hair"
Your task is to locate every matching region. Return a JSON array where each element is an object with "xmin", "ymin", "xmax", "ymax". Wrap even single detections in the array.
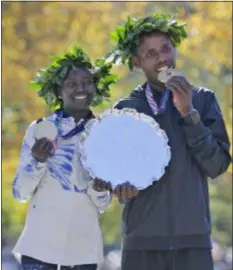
[
  {"xmin": 132, "ymin": 29, "xmax": 170, "ymax": 55},
  {"xmin": 30, "ymin": 44, "xmax": 117, "ymax": 110},
  {"xmin": 107, "ymin": 12, "xmax": 187, "ymax": 70}
]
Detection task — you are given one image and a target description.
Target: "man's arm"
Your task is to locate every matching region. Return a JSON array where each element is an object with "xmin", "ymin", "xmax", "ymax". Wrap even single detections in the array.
[{"xmin": 180, "ymin": 91, "xmax": 231, "ymax": 179}]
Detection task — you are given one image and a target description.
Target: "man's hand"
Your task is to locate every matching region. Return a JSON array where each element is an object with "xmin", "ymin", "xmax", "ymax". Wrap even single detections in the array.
[
  {"xmin": 166, "ymin": 75, "xmax": 194, "ymax": 117},
  {"xmin": 31, "ymin": 138, "xmax": 54, "ymax": 163},
  {"xmin": 113, "ymin": 182, "xmax": 139, "ymax": 200},
  {"xmin": 93, "ymin": 178, "xmax": 112, "ymax": 192}
]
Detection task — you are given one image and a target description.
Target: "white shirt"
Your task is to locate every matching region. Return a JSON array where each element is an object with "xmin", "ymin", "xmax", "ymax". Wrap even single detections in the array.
[{"xmin": 12, "ymin": 113, "xmax": 111, "ymax": 266}]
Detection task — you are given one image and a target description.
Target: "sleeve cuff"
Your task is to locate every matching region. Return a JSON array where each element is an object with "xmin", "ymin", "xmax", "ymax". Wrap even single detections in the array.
[
  {"xmin": 87, "ymin": 180, "xmax": 111, "ymax": 198},
  {"xmin": 180, "ymin": 120, "xmax": 211, "ymax": 143},
  {"xmin": 23, "ymin": 155, "xmax": 46, "ymax": 173}
]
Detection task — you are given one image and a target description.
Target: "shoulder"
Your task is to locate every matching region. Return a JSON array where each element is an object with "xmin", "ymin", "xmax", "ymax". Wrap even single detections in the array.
[
  {"xmin": 192, "ymin": 87, "xmax": 223, "ymax": 119},
  {"xmin": 113, "ymin": 84, "xmax": 147, "ymax": 111},
  {"xmin": 25, "ymin": 113, "xmax": 56, "ymax": 137},
  {"xmin": 25, "ymin": 120, "xmax": 37, "ymax": 134},
  {"xmin": 192, "ymin": 87, "xmax": 217, "ymax": 111},
  {"xmin": 192, "ymin": 86, "xmax": 216, "ymax": 101}
]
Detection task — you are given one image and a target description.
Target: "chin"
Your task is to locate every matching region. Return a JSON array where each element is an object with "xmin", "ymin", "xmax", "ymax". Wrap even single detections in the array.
[
  {"xmin": 148, "ymin": 76, "xmax": 159, "ymax": 84},
  {"xmin": 75, "ymin": 102, "xmax": 91, "ymax": 110}
]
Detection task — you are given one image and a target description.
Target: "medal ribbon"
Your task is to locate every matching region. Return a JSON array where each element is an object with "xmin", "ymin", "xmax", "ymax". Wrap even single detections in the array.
[
  {"xmin": 54, "ymin": 109, "xmax": 94, "ymax": 139},
  {"xmin": 145, "ymin": 83, "xmax": 170, "ymax": 115}
]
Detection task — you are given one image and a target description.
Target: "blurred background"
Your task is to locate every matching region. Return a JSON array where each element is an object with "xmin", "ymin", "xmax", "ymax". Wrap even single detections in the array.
[{"xmin": 2, "ymin": 1, "xmax": 232, "ymax": 269}]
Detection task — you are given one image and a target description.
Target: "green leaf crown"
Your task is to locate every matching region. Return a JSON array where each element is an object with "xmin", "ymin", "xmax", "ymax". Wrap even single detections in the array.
[
  {"xmin": 30, "ymin": 44, "xmax": 117, "ymax": 110},
  {"xmin": 108, "ymin": 12, "xmax": 187, "ymax": 70}
]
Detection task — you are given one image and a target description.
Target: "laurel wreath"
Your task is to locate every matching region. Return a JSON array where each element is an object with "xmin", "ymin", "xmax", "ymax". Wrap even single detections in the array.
[
  {"xmin": 30, "ymin": 44, "xmax": 117, "ymax": 109},
  {"xmin": 107, "ymin": 13, "xmax": 187, "ymax": 70}
]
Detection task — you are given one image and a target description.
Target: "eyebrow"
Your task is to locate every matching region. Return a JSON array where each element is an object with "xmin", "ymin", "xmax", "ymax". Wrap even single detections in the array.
[{"xmin": 145, "ymin": 43, "xmax": 170, "ymax": 53}]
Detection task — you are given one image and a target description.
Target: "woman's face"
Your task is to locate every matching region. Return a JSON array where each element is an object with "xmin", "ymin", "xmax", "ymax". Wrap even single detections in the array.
[{"xmin": 60, "ymin": 67, "xmax": 96, "ymax": 111}]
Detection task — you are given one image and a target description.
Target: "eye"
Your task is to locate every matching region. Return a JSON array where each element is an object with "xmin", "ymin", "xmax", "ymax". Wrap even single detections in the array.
[
  {"xmin": 146, "ymin": 50, "xmax": 158, "ymax": 58},
  {"xmin": 66, "ymin": 82, "xmax": 76, "ymax": 88},
  {"xmin": 162, "ymin": 45, "xmax": 171, "ymax": 53},
  {"xmin": 84, "ymin": 80, "xmax": 93, "ymax": 85}
]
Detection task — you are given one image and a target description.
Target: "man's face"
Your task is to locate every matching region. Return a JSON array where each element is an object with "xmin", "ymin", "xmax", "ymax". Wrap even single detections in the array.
[
  {"xmin": 60, "ymin": 67, "xmax": 96, "ymax": 111},
  {"xmin": 132, "ymin": 33, "xmax": 176, "ymax": 84}
]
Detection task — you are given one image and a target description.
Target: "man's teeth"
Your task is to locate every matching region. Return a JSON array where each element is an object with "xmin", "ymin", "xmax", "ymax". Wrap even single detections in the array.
[{"xmin": 158, "ymin": 66, "xmax": 168, "ymax": 72}]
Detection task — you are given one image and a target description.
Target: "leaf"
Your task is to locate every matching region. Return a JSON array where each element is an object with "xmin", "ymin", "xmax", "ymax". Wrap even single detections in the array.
[
  {"xmin": 106, "ymin": 74, "xmax": 118, "ymax": 81},
  {"xmin": 128, "ymin": 58, "xmax": 134, "ymax": 70},
  {"xmin": 153, "ymin": 18, "xmax": 165, "ymax": 28},
  {"xmin": 142, "ymin": 22, "xmax": 154, "ymax": 28},
  {"xmin": 116, "ymin": 25, "xmax": 125, "ymax": 40},
  {"xmin": 126, "ymin": 15, "xmax": 135, "ymax": 28},
  {"xmin": 29, "ymin": 81, "xmax": 41, "ymax": 90},
  {"xmin": 58, "ymin": 59, "xmax": 71, "ymax": 66},
  {"xmin": 54, "ymin": 77, "xmax": 63, "ymax": 85},
  {"xmin": 46, "ymin": 92, "xmax": 55, "ymax": 105},
  {"xmin": 105, "ymin": 51, "xmax": 116, "ymax": 64},
  {"xmin": 95, "ymin": 58, "xmax": 105, "ymax": 66},
  {"xmin": 159, "ymin": 24, "xmax": 169, "ymax": 32},
  {"xmin": 38, "ymin": 87, "xmax": 48, "ymax": 97},
  {"xmin": 69, "ymin": 43, "xmax": 79, "ymax": 55},
  {"xmin": 109, "ymin": 31, "xmax": 119, "ymax": 42},
  {"xmin": 143, "ymin": 23, "xmax": 155, "ymax": 32},
  {"xmin": 59, "ymin": 65, "xmax": 69, "ymax": 79},
  {"xmin": 49, "ymin": 54, "xmax": 62, "ymax": 63}
]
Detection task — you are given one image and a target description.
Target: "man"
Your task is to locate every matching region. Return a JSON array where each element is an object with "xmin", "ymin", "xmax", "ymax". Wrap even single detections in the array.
[{"xmin": 108, "ymin": 13, "xmax": 231, "ymax": 270}]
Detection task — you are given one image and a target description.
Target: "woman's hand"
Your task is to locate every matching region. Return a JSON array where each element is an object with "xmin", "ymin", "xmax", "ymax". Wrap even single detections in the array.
[
  {"xmin": 93, "ymin": 178, "xmax": 112, "ymax": 192},
  {"xmin": 31, "ymin": 138, "xmax": 54, "ymax": 163}
]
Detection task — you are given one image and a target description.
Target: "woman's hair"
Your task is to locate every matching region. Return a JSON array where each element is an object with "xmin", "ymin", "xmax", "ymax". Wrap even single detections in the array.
[{"xmin": 30, "ymin": 44, "xmax": 117, "ymax": 110}]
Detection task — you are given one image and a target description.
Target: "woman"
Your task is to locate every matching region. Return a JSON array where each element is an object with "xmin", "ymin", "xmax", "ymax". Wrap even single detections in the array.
[{"xmin": 12, "ymin": 44, "xmax": 116, "ymax": 270}]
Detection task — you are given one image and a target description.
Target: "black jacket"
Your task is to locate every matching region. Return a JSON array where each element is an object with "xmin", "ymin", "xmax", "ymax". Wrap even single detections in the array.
[{"xmin": 114, "ymin": 84, "xmax": 231, "ymax": 251}]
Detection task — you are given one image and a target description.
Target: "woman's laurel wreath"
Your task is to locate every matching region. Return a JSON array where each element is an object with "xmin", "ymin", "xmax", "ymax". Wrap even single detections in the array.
[{"xmin": 30, "ymin": 44, "xmax": 117, "ymax": 110}]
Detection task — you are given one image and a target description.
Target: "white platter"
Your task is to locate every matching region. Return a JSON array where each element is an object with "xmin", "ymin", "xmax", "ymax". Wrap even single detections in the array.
[{"xmin": 79, "ymin": 108, "xmax": 171, "ymax": 190}]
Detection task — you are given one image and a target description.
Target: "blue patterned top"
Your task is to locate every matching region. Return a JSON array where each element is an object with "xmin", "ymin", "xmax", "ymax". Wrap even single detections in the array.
[{"xmin": 12, "ymin": 112, "xmax": 111, "ymax": 212}]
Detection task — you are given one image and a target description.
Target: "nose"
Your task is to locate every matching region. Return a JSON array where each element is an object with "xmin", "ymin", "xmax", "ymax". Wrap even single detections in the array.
[
  {"xmin": 157, "ymin": 58, "xmax": 172, "ymax": 69},
  {"xmin": 73, "ymin": 83, "xmax": 86, "ymax": 93},
  {"xmin": 158, "ymin": 54, "xmax": 170, "ymax": 65},
  {"xmin": 158, "ymin": 51, "xmax": 175, "ymax": 68}
]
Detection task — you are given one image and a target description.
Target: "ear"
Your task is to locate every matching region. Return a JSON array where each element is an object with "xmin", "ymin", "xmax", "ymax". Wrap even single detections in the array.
[
  {"xmin": 131, "ymin": 55, "xmax": 141, "ymax": 69},
  {"xmin": 171, "ymin": 46, "xmax": 176, "ymax": 58},
  {"xmin": 57, "ymin": 86, "xmax": 63, "ymax": 100}
]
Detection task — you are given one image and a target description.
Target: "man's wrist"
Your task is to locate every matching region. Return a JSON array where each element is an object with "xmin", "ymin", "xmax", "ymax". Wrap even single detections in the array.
[
  {"xmin": 180, "ymin": 109, "xmax": 201, "ymax": 126},
  {"xmin": 180, "ymin": 105, "xmax": 194, "ymax": 117}
]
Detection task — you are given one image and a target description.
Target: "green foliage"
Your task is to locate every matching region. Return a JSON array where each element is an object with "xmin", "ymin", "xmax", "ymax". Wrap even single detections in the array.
[
  {"xmin": 108, "ymin": 12, "xmax": 187, "ymax": 70},
  {"xmin": 30, "ymin": 44, "xmax": 117, "ymax": 110}
]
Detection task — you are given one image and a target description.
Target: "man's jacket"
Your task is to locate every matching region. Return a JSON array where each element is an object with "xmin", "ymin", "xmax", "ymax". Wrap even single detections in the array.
[{"xmin": 114, "ymin": 84, "xmax": 231, "ymax": 251}]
